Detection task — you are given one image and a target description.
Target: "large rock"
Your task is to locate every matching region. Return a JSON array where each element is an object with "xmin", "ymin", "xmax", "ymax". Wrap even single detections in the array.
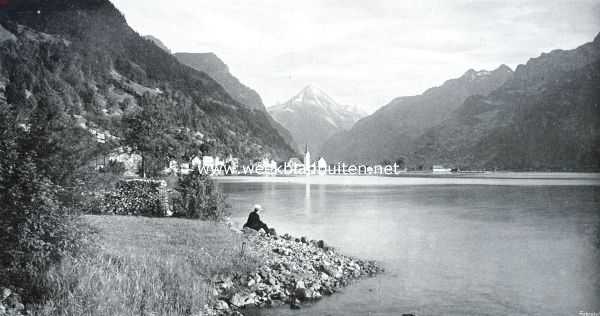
[
  {"xmin": 215, "ymin": 300, "xmax": 229, "ymax": 310},
  {"xmin": 230, "ymin": 293, "xmax": 256, "ymax": 308}
]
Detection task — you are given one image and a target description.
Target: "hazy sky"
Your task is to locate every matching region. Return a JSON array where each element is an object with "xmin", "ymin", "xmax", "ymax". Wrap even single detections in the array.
[{"xmin": 111, "ymin": 0, "xmax": 599, "ymax": 113}]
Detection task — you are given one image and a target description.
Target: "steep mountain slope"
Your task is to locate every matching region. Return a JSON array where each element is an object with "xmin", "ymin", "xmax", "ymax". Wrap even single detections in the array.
[
  {"xmin": 321, "ymin": 66, "xmax": 513, "ymax": 163},
  {"xmin": 269, "ymin": 85, "xmax": 366, "ymax": 155},
  {"xmin": 174, "ymin": 52, "xmax": 298, "ymax": 152},
  {"xmin": 0, "ymin": 0, "xmax": 296, "ymax": 161},
  {"xmin": 144, "ymin": 35, "xmax": 170, "ymax": 53},
  {"xmin": 413, "ymin": 34, "xmax": 600, "ymax": 171},
  {"xmin": 174, "ymin": 52, "xmax": 263, "ymax": 111}
]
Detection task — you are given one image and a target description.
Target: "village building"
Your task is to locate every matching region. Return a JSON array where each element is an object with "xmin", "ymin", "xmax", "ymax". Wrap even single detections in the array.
[
  {"xmin": 432, "ymin": 165, "xmax": 452, "ymax": 173},
  {"xmin": 287, "ymin": 157, "xmax": 303, "ymax": 172},
  {"xmin": 107, "ymin": 150, "xmax": 142, "ymax": 177},
  {"xmin": 317, "ymin": 157, "xmax": 327, "ymax": 175},
  {"xmin": 163, "ymin": 159, "xmax": 179, "ymax": 174},
  {"xmin": 304, "ymin": 144, "xmax": 311, "ymax": 175},
  {"xmin": 202, "ymin": 155, "xmax": 215, "ymax": 169},
  {"xmin": 191, "ymin": 156, "xmax": 202, "ymax": 168},
  {"xmin": 215, "ymin": 156, "xmax": 225, "ymax": 168},
  {"xmin": 180, "ymin": 163, "xmax": 191, "ymax": 175},
  {"xmin": 225, "ymin": 154, "xmax": 239, "ymax": 174}
]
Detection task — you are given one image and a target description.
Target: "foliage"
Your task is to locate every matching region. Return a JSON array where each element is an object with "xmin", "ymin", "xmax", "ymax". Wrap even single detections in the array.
[
  {"xmin": 99, "ymin": 180, "xmax": 166, "ymax": 217},
  {"xmin": 0, "ymin": 104, "xmax": 94, "ymax": 301},
  {"xmin": 173, "ymin": 170, "xmax": 227, "ymax": 221},
  {"xmin": 121, "ymin": 95, "xmax": 170, "ymax": 178}
]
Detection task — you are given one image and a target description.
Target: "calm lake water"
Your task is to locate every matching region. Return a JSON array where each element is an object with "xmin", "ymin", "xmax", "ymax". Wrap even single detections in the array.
[{"xmin": 216, "ymin": 174, "xmax": 600, "ymax": 316}]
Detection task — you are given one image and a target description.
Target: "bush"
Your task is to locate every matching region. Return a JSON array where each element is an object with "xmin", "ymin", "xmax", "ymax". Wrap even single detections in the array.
[
  {"xmin": 100, "ymin": 179, "xmax": 167, "ymax": 217},
  {"xmin": 172, "ymin": 170, "xmax": 227, "ymax": 221},
  {"xmin": 0, "ymin": 104, "xmax": 95, "ymax": 302},
  {"xmin": 0, "ymin": 157, "xmax": 92, "ymax": 301}
]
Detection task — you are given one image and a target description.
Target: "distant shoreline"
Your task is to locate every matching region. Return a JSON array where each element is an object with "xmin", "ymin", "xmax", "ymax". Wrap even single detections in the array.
[
  {"xmin": 218, "ymin": 171, "xmax": 600, "ymax": 180},
  {"xmin": 214, "ymin": 173, "xmax": 600, "ymax": 187}
]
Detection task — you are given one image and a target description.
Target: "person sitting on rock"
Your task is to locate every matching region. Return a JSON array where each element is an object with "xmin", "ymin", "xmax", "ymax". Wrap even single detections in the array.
[{"xmin": 243, "ymin": 204, "xmax": 274, "ymax": 234}]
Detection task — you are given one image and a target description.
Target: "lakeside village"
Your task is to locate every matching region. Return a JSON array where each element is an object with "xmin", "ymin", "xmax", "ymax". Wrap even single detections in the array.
[
  {"xmin": 103, "ymin": 144, "xmax": 417, "ymax": 177},
  {"xmin": 98, "ymin": 140, "xmax": 452, "ymax": 178}
]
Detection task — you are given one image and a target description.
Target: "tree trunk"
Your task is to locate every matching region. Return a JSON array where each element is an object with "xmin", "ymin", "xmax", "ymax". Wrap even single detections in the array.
[{"xmin": 142, "ymin": 152, "xmax": 146, "ymax": 178}]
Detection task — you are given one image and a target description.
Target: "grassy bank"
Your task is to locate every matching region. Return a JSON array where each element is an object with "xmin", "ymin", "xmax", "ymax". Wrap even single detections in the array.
[
  {"xmin": 31, "ymin": 215, "xmax": 263, "ymax": 316},
  {"xmin": 26, "ymin": 215, "xmax": 382, "ymax": 315}
]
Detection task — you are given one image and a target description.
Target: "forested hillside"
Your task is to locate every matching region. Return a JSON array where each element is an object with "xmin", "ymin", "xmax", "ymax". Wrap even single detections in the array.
[
  {"xmin": 0, "ymin": 0, "xmax": 296, "ymax": 164},
  {"xmin": 174, "ymin": 52, "xmax": 298, "ymax": 153}
]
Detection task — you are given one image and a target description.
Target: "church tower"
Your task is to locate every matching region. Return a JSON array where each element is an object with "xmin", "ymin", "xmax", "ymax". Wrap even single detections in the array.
[{"xmin": 304, "ymin": 144, "xmax": 311, "ymax": 175}]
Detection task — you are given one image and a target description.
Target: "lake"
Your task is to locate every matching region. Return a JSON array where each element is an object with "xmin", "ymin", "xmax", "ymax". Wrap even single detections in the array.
[{"xmin": 216, "ymin": 174, "xmax": 600, "ymax": 316}]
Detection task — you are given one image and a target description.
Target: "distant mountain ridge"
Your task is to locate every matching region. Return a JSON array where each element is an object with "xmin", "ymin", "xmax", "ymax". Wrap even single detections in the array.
[
  {"xmin": 321, "ymin": 65, "xmax": 514, "ymax": 163},
  {"xmin": 174, "ymin": 52, "xmax": 298, "ymax": 152},
  {"xmin": 269, "ymin": 85, "xmax": 367, "ymax": 156},
  {"xmin": 412, "ymin": 34, "xmax": 600, "ymax": 171},
  {"xmin": 174, "ymin": 52, "xmax": 264, "ymax": 111}
]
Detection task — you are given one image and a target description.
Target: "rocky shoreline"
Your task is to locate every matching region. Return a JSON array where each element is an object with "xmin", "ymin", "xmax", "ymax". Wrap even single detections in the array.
[{"xmin": 204, "ymin": 229, "xmax": 383, "ymax": 315}]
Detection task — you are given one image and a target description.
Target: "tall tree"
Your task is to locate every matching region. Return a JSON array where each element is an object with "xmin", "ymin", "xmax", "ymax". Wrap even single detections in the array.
[
  {"xmin": 122, "ymin": 94, "xmax": 169, "ymax": 178},
  {"xmin": 0, "ymin": 102, "xmax": 90, "ymax": 300}
]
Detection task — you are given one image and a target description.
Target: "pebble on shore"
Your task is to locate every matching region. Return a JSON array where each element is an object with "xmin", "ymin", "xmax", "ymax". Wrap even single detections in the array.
[
  {"xmin": 205, "ymin": 228, "xmax": 383, "ymax": 315},
  {"xmin": 0, "ymin": 286, "xmax": 25, "ymax": 316}
]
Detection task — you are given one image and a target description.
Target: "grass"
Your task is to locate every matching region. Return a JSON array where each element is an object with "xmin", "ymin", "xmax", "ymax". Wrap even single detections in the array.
[{"xmin": 31, "ymin": 215, "xmax": 264, "ymax": 316}]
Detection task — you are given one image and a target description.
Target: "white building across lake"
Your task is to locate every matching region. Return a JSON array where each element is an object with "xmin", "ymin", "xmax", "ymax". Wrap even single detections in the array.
[{"xmin": 432, "ymin": 165, "xmax": 452, "ymax": 173}]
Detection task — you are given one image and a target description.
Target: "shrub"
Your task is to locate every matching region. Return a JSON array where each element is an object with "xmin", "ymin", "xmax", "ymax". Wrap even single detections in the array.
[
  {"xmin": 173, "ymin": 170, "xmax": 227, "ymax": 221},
  {"xmin": 0, "ymin": 156, "xmax": 92, "ymax": 301},
  {"xmin": 101, "ymin": 179, "xmax": 166, "ymax": 217},
  {"xmin": 0, "ymin": 104, "xmax": 94, "ymax": 302}
]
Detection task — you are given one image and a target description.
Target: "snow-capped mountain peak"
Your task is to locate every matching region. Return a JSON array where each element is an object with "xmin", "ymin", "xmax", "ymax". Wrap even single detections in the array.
[
  {"xmin": 290, "ymin": 85, "xmax": 337, "ymax": 110},
  {"xmin": 268, "ymin": 85, "xmax": 366, "ymax": 155}
]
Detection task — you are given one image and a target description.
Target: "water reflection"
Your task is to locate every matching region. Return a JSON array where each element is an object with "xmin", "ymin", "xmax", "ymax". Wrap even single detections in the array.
[{"xmin": 304, "ymin": 182, "xmax": 311, "ymax": 214}]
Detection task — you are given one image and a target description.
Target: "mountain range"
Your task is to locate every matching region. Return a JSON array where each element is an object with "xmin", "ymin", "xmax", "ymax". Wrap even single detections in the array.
[
  {"xmin": 322, "ymin": 34, "xmax": 600, "ymax": 170},
  {"xmin": 321, "ymin": 65, "xmax": 514, "ymax": 163},
  {"xmin": 0, "ymin": 0, "xmax": 296, "ymax": 161},
  {"xmin": 412, "ymin": 34, "xmax": 600, "ymax": 171},
  {"xmin": 269, "ymin": 85, "xmax": 366, "ymax": 156}
]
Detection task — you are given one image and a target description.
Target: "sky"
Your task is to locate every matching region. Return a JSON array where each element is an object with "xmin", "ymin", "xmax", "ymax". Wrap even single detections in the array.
[{"xmin": 111, "ymin": 0, "xmax": 600, "ymax": 113}]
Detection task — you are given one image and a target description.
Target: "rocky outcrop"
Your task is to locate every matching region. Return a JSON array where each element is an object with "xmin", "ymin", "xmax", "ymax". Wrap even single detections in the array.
[
  {"xmin": 205, "ymin": 229, "xmax": 383, "ymax": 315},
  {"xmin": 0, "ymin": 287, "xmax": 25, "ymax": 316}
]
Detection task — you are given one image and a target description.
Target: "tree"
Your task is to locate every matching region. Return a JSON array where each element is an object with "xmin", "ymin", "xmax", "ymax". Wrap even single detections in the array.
[
  {"xmin": 122, "ymin": 95, "xmax": 169, "ymax": 178},
  {"xmin": 0, "ymin": 103, "xmax": 89, "ymax": 300},
  {"xmin": 395, "ymin": 157, "xmax": 405, "ymax": 169},
  {"xmin": 173, "ymin": 170, "xmax": 227, "ymax": 221}
]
